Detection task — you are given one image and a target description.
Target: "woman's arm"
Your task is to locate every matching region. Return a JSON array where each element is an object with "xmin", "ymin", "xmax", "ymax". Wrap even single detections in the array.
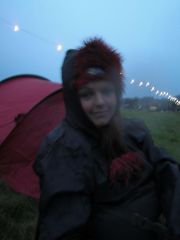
[{"xmin": 35, "ymin": 141, "xmax": 94, "ymax": 240}]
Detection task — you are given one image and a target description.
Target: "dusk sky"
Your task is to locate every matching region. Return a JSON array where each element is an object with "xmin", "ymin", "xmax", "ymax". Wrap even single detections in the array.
[{"xmin": 1, "ymin": 0, "xmax": 180, "ymax": 98}]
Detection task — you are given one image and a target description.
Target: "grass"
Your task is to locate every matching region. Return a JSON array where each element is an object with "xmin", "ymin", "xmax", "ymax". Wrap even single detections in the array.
[
  {"xmin": 0, "ymin": 110, "xmax": 179, "ymax": 239},
  {"xmin": 0, "ymin": 181, "xmax": 38, "ymax": 240},
  {"xmin": 122, "ymin": 110, "xmax": 180, "ymax": 161}
]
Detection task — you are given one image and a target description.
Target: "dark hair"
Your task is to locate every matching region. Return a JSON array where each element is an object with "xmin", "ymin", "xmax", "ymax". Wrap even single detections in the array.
[{"xmin": 99, "ymin": 111, "xmax": 127, "ymax": 164}]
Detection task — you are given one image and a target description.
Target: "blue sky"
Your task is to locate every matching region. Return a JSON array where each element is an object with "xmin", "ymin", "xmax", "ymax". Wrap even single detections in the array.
[{"xmin": 1, "ymin": 0, "xmax": 180, "ymax": 97}]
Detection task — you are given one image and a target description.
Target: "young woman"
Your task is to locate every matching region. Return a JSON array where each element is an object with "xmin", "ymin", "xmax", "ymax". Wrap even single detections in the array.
[{"xmin": 34, "ymin": 38, "xmax": 180, "ymax": 240}]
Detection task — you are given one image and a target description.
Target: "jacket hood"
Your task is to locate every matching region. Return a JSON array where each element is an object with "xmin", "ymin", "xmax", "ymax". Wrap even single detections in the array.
[{"xmin": 61, "ymin": 38, "xmax": 124, "ymax": 139}]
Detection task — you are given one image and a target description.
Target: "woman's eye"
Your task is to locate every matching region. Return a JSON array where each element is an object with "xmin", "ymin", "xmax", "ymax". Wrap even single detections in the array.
[
  {"xmin": 78, "ymin": 91, "xmax": 93, "ymax": 99},
  {"xmin": 101, "ymin": 88, "xmax": 114, "ymax": 95}
]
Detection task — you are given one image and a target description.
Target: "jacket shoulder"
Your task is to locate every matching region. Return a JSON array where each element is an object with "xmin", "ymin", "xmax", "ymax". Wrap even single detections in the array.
[
  {"xmin": 123, "ymin": 117, "xmax": 149, "ymax": 143},
  {"xmin": 42, "ymin": 120, "xmax": 90, "ymax": 150},
  {"xmin": 34, "ymin": 120, "xmax": 92, "ymax": 178},
  {"xmin": 36, "ymin": 120, "xmax": 91, "ymax": 163}
]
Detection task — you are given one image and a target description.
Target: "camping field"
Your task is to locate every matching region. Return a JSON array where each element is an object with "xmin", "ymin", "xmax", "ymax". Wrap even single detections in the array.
[
  {"xmin": 122, "ymin": 110, "xmax": 180, "ymax": 160},
  {"xmin": 0, "ymin": 110, "xmax": 179, "ymax": 240}
]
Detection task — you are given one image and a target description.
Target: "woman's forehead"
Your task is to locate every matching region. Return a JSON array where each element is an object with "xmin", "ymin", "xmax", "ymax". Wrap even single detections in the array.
[{"xmin": 79, "ymin": 80, "xmax": 114, "ymax": 91}]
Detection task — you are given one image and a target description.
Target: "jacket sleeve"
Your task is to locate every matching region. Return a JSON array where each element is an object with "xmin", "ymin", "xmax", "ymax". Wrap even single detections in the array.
[
  {"xmin": 135, "ymin": 120, "xmax": 180, "ymax": 238},
  {"xmin": 35, "ymin": 139, "xmax": 94, "ymax": 240}
]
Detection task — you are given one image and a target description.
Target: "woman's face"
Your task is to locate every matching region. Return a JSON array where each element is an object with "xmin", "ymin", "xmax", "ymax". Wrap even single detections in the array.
[{"xmin": 78, "ymin": 80, "xmax": 117, "ymax": 127}]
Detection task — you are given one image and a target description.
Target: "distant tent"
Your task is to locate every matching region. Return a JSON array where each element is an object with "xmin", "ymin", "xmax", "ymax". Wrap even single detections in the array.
[{"xmin": 0, "ymin": 74, "xmax": 65, "ymax": 198}]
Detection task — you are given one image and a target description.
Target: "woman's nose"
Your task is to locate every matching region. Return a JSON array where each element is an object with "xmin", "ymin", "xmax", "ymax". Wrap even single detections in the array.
[{"xmin": 95, "ymin": 93, "xmax": 105, "ymax": 105}]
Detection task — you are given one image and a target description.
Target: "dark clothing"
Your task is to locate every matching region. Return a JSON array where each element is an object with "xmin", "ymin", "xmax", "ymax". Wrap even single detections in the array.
[{"xmin": 34, "ymin": 118, "xmax": 180, "ymax": 240}]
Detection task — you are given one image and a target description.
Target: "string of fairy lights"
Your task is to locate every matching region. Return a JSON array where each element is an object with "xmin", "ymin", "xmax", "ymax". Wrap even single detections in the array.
[
  {"xmin": 128, "ymin": 79, "xmax": 180, "ymax": 106},
  {"xmin": 1, "ymin": 17, "xmax": 179, "ymax": 106},
  {"xmin": 0, "ymin": 17, "xmax": 63, "ymax": 51}
]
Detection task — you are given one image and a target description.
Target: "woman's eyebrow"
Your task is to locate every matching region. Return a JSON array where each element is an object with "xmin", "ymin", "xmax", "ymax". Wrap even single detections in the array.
[{"xmin": 79, "ymin": 87, "xmax": 93, "ymax": 92}]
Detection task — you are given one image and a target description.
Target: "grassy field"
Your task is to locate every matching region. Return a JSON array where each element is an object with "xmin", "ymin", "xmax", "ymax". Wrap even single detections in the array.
[
  {"xmin": 122, "ymin": 110, "xmax": 180, "ymax": 160},
  {"xmin": 0, "ymin": 110, "xmax": 179, "ymax": 239},
  {"xmin": 0, "ymin": 181, "xmax": 38, "ymax": 240}
]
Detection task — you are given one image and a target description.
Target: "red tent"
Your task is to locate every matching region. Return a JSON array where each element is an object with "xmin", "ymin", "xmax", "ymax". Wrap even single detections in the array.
[{"xmin": 0, "ymin": 75, "xmax": 65, "ymax": 198}]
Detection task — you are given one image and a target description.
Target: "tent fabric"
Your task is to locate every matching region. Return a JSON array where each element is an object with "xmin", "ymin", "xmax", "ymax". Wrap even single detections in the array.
[
  {"xmin": 0, "ymin": 75, "xmax": 65, "ymax": 198},
  {"xmin": 0, "ymin": 75, "xmax": 61, "ymax": 145}
]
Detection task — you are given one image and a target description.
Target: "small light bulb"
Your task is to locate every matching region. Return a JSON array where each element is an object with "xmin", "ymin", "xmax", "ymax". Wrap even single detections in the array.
[
  {"xmin": 151, "ymin": 86, "xmax": 155, "ymax": 92},
  {"xmin": 57, "ymin": 44, "xmax": 62, "ymax": 51},
  {"xmin": 13, "ymin": 25, "xmax": 20, "ymax": 32},
  {"xmin": 130, "ymin": 79, "xmax": 135, "ymax": 84}
]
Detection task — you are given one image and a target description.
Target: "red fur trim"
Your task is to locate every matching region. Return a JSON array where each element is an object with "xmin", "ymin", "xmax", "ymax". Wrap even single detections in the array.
[
  {"xmin": 74, "ymin": 38, "xmax": 123, "ymax": 89},
  {"xmin": 109, "ymin": 152, "xmax": 144, "ymax": 185}
]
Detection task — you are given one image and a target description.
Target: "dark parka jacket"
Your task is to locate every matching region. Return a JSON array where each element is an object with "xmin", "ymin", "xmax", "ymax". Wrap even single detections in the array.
[
  {"xmin": 34, "ymin": 118, "xmax": 180, "ymax": 240},
  {"xmin": 34, "ymin": 47, "xmax": 180, "ymax": 240}
]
